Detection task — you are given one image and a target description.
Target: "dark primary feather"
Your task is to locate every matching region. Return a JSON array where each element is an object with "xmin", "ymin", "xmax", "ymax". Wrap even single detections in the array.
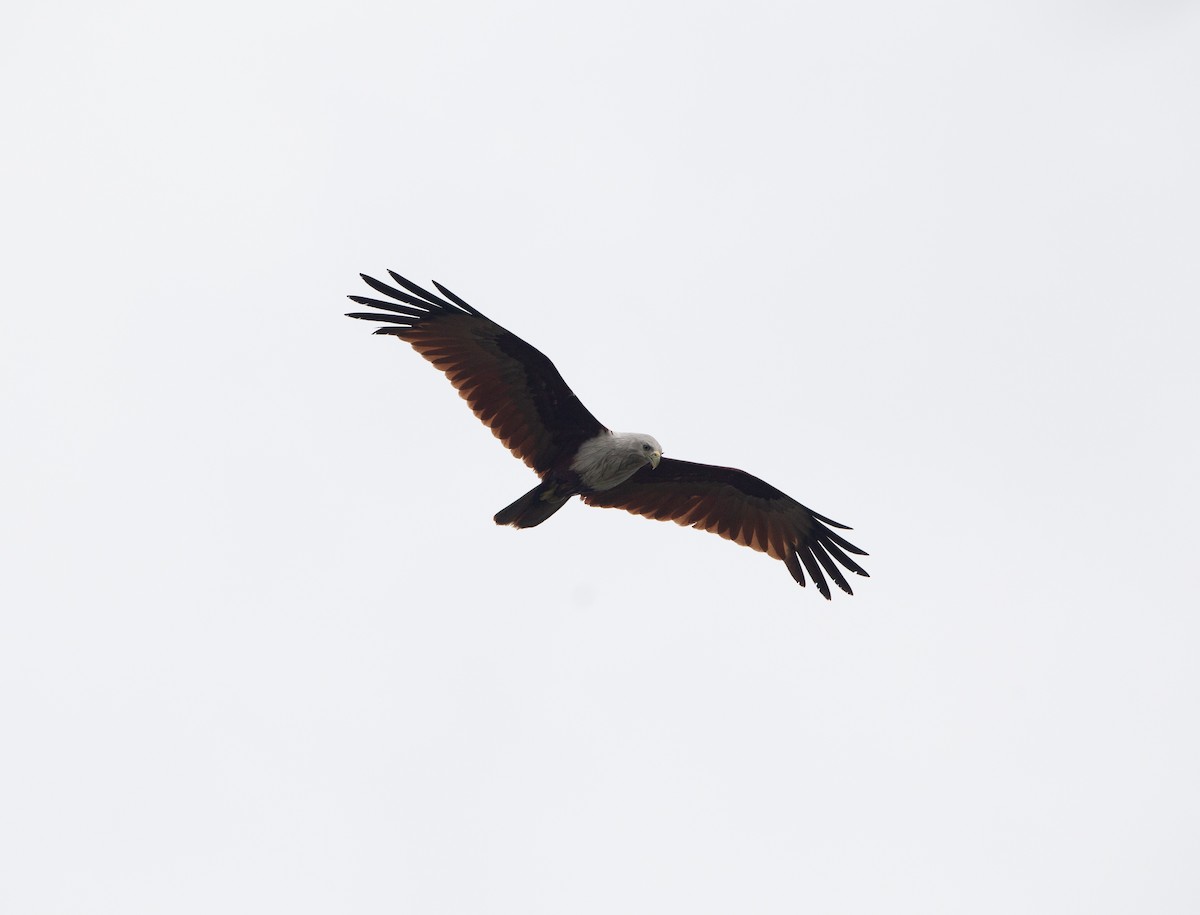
[
  {"xmin": 346, "ymin": 271, "xmax": 606, "ymax": 473},
  {"xmin": 431, "ymin": 280, "xmax": 483, "ymax": 316},
  {"xmin": 582, "ymin": 458, "xmax": 869, "ymax": 599}
]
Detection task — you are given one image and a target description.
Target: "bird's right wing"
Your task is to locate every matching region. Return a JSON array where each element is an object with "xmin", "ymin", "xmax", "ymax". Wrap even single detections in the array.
[
  {"xmin": 582, "ymin": 458, "xmax": 869, "ymax": 598},
  {"xmin": 347, "ymin": 271, "xmax": 607, "ymax": 474}
]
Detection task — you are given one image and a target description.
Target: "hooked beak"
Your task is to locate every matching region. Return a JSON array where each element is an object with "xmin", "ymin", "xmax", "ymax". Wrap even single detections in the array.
[{"xmin": 649, "ymin": 451, "xmax": 661, "ymax": 469}]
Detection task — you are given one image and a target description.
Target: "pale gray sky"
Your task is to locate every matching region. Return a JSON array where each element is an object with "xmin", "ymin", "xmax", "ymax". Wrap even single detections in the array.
[{"xmin": 3, "ymin": 1, "xmax": 1199, "ymax": 912}]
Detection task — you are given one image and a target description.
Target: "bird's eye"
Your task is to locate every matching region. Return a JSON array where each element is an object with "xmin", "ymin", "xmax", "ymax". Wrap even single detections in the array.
[{"xmin": 643, "ymin": 443, "xmax": 651, "ymax": 451}]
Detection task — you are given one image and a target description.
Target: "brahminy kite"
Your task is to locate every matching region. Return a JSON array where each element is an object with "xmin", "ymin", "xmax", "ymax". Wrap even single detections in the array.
[{"xmin": 347, "ymin": 270, "xmax": 869, "ymax": 598}]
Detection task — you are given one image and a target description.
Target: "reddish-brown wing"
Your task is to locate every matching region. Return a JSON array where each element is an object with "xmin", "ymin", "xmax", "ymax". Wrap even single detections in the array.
[
  {"xmin": 347, "ymin": 271, "xmax": 606, "ymax": 475},
  {"xmin": 583, "ymin": 458, "xmax": 868, "ymax": 598}
]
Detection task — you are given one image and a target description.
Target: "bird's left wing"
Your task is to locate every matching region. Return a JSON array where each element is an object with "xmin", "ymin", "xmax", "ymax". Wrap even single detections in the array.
[
  {"xmin": 347, "ymin": 271, "xmax": 607, "ymax": 474},
  {"xmin": 581, "ymin": 458, "xmax": 869, "ymax": 598}
]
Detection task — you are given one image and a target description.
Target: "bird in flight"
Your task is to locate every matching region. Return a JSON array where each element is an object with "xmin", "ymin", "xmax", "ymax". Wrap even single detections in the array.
[{"xmin": 347, "ymin": 270, "xmax": 868, "ymax": 598}]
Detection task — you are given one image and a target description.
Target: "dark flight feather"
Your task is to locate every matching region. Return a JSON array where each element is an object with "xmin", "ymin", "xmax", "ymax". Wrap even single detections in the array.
[
  {"xmin": 431, "ymin": 280, "xmax": 484, "ymax": 317},
  {"xmin": 387, "ymin": 269, "xmax": 456, "ymax": 309}
]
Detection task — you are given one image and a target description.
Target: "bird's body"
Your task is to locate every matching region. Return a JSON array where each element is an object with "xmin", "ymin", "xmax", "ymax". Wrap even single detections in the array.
[{"xmin": 347, "ymin": 270, "xmax": 868, "ymax": 598}]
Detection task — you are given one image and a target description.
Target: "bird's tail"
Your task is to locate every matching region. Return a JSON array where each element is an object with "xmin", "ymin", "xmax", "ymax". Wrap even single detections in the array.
[{"xmin": 494, "ymin": 482, "xmax": 570, "ymax": 528}]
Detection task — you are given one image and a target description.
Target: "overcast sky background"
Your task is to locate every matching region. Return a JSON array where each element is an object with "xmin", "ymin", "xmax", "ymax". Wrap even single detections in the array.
[{"xmin": 3, "ymin": 1, "xmax": 1199, "ymax": 912}]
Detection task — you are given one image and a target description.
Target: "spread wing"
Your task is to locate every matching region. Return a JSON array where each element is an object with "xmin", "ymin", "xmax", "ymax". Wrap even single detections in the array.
[
  {"xmin": 582, "ymin": 458, "xmax": 869, "ymax": 599},
  {"xmin": 347, "ymin": 271, "xmax": 607, "ymax": 474}
]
